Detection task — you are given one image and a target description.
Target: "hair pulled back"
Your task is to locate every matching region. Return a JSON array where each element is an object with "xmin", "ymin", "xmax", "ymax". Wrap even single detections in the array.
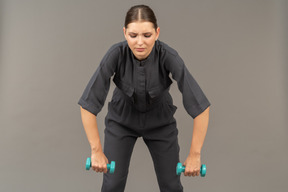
[{"xmin": 124, "ymin": 5, "xmax": 158, "ymax": 30}]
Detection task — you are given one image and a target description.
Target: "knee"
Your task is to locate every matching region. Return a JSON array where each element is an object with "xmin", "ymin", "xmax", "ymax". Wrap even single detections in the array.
[
  {"xmin": 101, "ymin": 174, "xmax": 128, "ymax": 192},
  {"xmin": 158, "ymin": 177, "xmax": 183, "ymax": 192}
]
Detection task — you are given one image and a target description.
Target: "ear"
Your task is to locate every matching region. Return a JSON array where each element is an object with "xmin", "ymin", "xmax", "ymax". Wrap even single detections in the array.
[
  {"xmin": 155, "ymin": 27, "xmax": 160, "ymax": 40},
  {"xmin": 123, "ymin": 27, "xmax": 127, "ymax": 40}
]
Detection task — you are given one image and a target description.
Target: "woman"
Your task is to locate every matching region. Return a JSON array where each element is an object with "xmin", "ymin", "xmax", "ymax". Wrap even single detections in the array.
[{"xmin": 78, "ymin": 4, "xmax": 210, "ymax": 192}]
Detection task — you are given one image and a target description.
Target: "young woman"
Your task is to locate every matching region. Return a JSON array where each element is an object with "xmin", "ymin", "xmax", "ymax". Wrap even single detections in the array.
[{"xmin": 78, "ymin": 5, "xmax": 211, "ymax": 192}]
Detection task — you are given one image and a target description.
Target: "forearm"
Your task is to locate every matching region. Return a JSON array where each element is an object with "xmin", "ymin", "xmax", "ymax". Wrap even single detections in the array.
[
  {"xmin": 80, "ymin": 106, "xmax": 103, "ymax": 153},
  {"xmin": 189, "ymin": 106, "xmax": 210, "ymax": 155}
]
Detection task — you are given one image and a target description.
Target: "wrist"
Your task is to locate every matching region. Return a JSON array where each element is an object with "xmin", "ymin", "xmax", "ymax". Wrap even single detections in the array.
[
  {"xmin": 91, "ymin": 145, "xmax": 103, "ymax": 153},
  {"xmin": 189, "ymin": 144, "xmax": 202, "ymax": 156},
  {"xmin": 189, "ymin": 151, "xmax": 201, "ymax": 157}
]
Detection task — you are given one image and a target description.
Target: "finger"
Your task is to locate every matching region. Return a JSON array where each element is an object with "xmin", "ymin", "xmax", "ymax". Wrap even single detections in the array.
[
  {"xmin": 103, "ymin": 164, "xmax": 108, "ymax": 173},
  {"xmin": 93, "ymin": 165, "xmax": 101, "ymax": 172},
  {"xmin": 92, "ymin": 165, "xmax": 97, "ymax": 171},
  {"xmin": 192, "ymin": 171, "xmax": 196, "ymax": 177},
  {"xmin": 101, "ymin": 166, "xmax": 107, "ymax": 173},
  {"xmin": 185, "ymin": 169, "xmax": 192, "ymax": 177},
  {"xmin": 95, "ymin": 166, "xmax": 101, "ymax": 172},
  {"xmin": 194, "ymin": 169, "xmax": 200, "ymax": 177},
  {"xmin": 100, "ymin": 164, "xmax": 108, "ymax": 173},
  {"xmin": 184, "ymin": 170, "xmax": 188, "ymax": 176}
]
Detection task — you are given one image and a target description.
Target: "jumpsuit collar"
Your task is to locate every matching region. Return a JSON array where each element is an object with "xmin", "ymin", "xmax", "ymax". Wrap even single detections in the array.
[{"xmin": 131, "ymin": 40, "xmax": 157, "ymax": 65}]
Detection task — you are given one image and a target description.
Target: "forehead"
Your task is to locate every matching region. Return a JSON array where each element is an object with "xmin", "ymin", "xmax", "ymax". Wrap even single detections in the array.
[{"xmin": 126, "ymin": 21, "xmax": 155, "ymax": 33}]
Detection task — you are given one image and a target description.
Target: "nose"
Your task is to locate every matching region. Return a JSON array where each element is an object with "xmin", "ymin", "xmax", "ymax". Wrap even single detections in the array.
[{"xmin": 137, "ymin": 36, "xmax": 144, "ymax": 46}]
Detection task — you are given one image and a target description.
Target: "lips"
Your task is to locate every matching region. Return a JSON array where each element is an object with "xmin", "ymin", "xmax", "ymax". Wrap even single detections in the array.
[{"xmin": 136, "ymin": 48, "xmax": 145, "ymax": 52}]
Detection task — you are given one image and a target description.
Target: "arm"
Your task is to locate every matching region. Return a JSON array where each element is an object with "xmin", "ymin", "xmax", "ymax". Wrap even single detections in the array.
[
  {"xmin": 78, "ymin": 45, "xmax": 119, "ymax": 172},
  {"xmin": 164, "ymin": 53, "xmax": 211, "ymax": 176},
  {"xmin": 184, "ymin": 106, "xmax": 210, "ymax": 177},
  {"xmin": 80, "ymin": 106, "xmax": 108, "ymax": 173}
]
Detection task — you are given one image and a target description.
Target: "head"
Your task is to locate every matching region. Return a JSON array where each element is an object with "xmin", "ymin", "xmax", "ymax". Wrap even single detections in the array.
[{"xmin": 123, "ymin": 5, "xmax": 160, "ymax": 60}]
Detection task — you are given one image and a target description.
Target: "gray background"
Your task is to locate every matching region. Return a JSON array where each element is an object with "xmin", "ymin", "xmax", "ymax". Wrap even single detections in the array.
[{"xmin": 0, "ymin": 0, "xmax": 287, "ymax": 191}]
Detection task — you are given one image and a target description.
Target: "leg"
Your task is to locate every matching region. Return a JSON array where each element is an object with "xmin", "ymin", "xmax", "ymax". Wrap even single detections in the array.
[
  {"xmin": 101, "ymin": 120, "xmax": 138, "ymax": 192},
  {"xmin": 143, "ymin": 123, "xmax": 183, "ymax": 192}
]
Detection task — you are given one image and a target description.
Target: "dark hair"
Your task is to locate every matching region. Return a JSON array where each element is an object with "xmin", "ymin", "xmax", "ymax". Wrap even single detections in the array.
[{"xmin": 124, "ymin": 5, "xmax": 158, "ymax": 31}]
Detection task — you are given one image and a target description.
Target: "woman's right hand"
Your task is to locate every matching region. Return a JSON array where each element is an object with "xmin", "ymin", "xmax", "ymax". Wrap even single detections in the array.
[
  {"xmin": 91, "ymin": 150, "xmax": 109, "ymax": 173},
  {"xmin": 80, "ymin": 107, "xmax": 108, "ymax": 173}
]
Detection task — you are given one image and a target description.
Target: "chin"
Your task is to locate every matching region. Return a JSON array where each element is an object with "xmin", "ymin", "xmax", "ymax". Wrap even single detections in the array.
[{"xmin": 134, "ymin": 53, "xmax": 146, "ymax": 59}]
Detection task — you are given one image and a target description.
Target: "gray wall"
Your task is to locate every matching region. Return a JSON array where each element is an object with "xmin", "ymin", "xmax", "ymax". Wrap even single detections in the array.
[{"xmin": 0, "ymin": 0, "xmax": 287, "ymax": 191}]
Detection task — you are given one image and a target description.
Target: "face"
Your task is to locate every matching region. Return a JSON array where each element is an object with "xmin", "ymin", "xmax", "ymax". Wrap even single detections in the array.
[{"xmin": 123, "ymin": 21, "xmax": 160, "ymax": 60}]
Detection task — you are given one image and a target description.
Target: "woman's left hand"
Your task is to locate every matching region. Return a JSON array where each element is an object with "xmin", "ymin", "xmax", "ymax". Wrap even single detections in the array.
[{"xmin": 183, "ymin": 152, "xmax": 201, "ymax": 177}]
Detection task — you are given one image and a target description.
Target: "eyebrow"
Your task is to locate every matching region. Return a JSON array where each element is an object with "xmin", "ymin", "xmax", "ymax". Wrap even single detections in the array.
[{"xmin": 128, "ymin": 32, "xmax": 152, "ymax": 35}]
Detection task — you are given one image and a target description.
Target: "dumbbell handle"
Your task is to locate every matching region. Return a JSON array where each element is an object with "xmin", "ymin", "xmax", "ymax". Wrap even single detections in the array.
[
  {"xmin": 85, "ymin": 157, "xmax": 116, "ymax": 174},
  {"xmin": 176, "ymin": 163, "xmax": 206, "ymax": 177}
]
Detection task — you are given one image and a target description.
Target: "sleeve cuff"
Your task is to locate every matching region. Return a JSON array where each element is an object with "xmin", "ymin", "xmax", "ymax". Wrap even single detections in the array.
[
  {"xmin": 188, "ymin": 100, "xmax": 211, "ymax": 119},
  {"xmin": 78, "ymin": 99, "xmax": 101, "ymax": 116}
]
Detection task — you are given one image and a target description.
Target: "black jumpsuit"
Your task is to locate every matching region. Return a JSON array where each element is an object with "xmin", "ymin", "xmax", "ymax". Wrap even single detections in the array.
[{"xmin": 78, "ymin": 40, "xmax": 211, "ymax": 192}]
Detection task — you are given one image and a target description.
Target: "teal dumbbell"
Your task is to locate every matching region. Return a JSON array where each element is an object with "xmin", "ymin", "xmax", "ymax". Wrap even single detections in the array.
[
  {"xmin": 176, "ymin": 163, "xmax": 206, "ymax": 177},
  {"xmin": 85, "ymin": 157, "xmax": 116, "ymax": 174}
]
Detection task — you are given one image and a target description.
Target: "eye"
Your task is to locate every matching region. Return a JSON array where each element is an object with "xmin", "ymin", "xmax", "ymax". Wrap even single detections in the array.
[
  {"xmin": 144, "ymin": 35, "xmax": 152, "ymax": 38},
  {"xmin": 130, "ymin": 35, "xmax": 137, "ymax": 38}
]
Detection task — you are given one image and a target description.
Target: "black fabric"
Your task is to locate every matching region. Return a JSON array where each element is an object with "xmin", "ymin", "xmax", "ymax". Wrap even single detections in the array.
[
  {"xmin": 78, "ymin": 40, "xmax": 210, "ymax": 118},
  {"xmin": 78, "ymin": 40, "xmax": 211, "ymax": 191},
  {"xmin": 101, "ymin": 91, "xmax": 183, "ymax": 192}
]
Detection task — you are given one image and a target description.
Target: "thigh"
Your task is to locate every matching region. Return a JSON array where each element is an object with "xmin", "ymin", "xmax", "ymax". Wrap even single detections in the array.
[
  {"xmin": 143, "ymin": 123, "xmax": 183, "ymax": 192},
  {"xmin": 102, "ymin": 120, "xmax": 138, "ymax": 192},
  {"xmin": 103, "ymin": 121, "xmax": 138, "ymax": 174}
]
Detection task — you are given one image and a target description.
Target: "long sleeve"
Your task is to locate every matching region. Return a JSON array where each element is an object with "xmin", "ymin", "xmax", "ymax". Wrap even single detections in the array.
[
  {"xmin": 165, "ymin": 52, "xmax": 211, "ymax": 119},
  {"xmin": 78, "ymin": 45, "xmax": 119, "ymax": 116}
]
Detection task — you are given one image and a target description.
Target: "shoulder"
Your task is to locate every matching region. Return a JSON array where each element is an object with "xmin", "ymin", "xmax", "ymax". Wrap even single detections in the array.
[
  {"xmin": 155, "ymin": 40, "xmax": 179, "ymax": 57},
  {"xmin": 106, "ymin": 41, "xmax": 129, "ymax": 55},
  {"xmin": 100, "ymin": 41, "xmax": 128, "ymax": 64},
  {"xmin": 155, "ymin": 40, "xmax": 183, "ymax": 67}
]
